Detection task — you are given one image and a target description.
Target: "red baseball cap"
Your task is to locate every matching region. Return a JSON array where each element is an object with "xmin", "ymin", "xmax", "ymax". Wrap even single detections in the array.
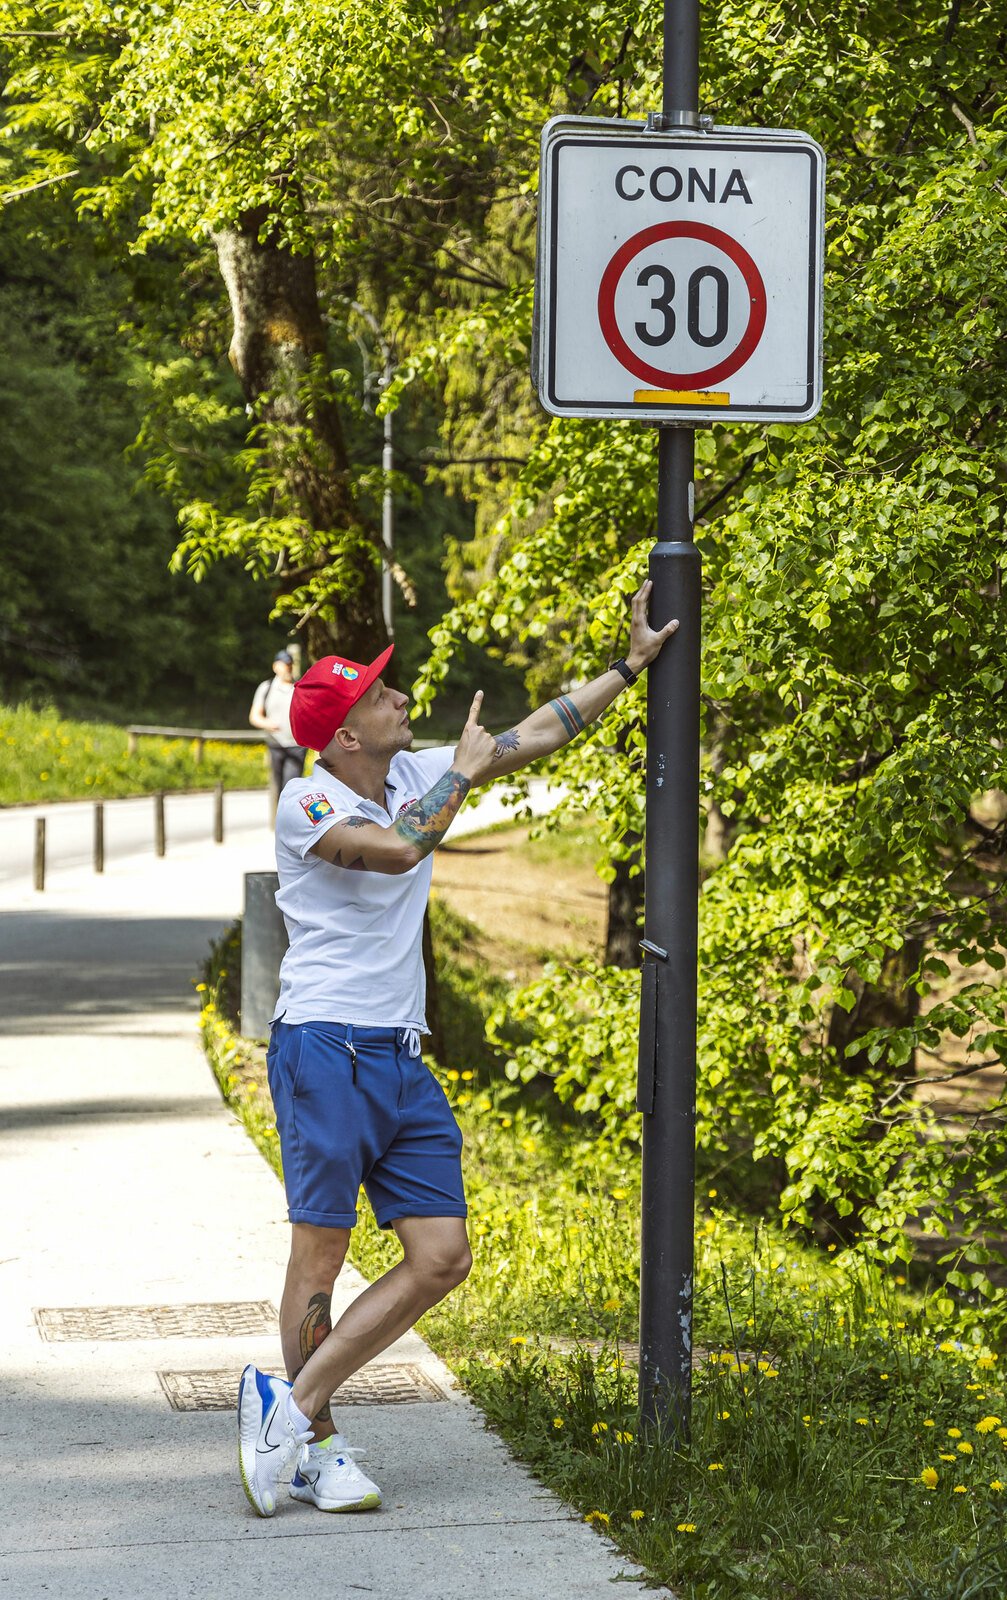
[{"xmin": 289, "ymin": 644, "xmax": 395, "ymax": 751}]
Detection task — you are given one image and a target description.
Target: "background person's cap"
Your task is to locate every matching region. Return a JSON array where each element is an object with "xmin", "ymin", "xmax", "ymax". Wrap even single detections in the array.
[
  {"xmin": 289, "ymin": 645, "xmax": 395, "ymax": 751},
  {"xmin": 273, "ymin": 649, "xmax": 293, "ymax": 664}
]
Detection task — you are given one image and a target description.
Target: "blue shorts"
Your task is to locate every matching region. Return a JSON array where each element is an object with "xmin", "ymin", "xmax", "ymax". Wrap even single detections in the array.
[{"xmin": 266, "ymin": 1020, "xmax": 467, "ymax": 1230}]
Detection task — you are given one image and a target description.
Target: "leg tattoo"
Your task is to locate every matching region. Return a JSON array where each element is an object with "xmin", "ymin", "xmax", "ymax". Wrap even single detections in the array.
[{"xmin": 293, "ymin": 1291, "xmax": 334, "ymax": 1431}]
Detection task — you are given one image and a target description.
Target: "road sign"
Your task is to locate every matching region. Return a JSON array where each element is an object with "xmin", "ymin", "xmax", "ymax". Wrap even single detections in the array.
[{"xmin": 533, "ymin": 117, "xmax": 825, "ymax": 424}]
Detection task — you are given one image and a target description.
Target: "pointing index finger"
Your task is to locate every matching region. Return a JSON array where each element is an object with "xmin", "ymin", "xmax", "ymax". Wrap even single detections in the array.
[{"xmin": 467, "ymin": 689, "xmax": 484, "ymax": 725}]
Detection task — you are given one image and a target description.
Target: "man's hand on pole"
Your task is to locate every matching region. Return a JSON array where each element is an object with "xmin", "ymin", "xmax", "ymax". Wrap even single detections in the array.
[{"xmin": 627, "ymin": 579, "xmax": 679, "ymax": 674}]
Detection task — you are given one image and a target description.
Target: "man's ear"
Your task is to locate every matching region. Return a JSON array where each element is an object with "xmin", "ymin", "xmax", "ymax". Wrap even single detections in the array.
[{"xmin": 333, "ymin": 724, "xmax": 360, "ymax": 752}]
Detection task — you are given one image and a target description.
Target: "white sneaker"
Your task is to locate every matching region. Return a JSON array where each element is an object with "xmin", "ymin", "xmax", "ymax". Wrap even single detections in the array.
[
  {"xmin": 237, "ymin": 1364, "xmax": 313, "ymax": 1517},
  {"xmin": 289, "ymin": 1435, "xmax": 383, "ymax": 1512}
]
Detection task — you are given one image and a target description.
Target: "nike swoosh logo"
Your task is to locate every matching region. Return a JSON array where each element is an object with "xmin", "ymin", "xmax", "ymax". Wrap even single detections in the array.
[{"xmin": 256, "ymin": 1400, "xmax": 290, "ymax": 1454}]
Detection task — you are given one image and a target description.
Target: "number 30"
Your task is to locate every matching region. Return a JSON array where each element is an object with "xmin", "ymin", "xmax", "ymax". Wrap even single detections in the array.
[{"xmin": 634, "ymin": 263, "xmax": 730, "ymax": 348}]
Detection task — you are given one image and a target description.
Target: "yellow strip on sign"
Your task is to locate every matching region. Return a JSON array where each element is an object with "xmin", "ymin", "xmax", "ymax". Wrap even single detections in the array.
[{"xmin": 634, "ymin": 389, "xmax": 731, "ymax": 406}]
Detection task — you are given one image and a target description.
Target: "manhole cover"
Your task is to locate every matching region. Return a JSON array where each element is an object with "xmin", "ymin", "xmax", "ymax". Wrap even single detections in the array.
[
  {"xmin": 35, "ymin": 1301, "xmax": 278, "ymax": 1342},
  {"xmin": 158, "ymin": 1362, "xmax": 448, "ymax": 1411}
]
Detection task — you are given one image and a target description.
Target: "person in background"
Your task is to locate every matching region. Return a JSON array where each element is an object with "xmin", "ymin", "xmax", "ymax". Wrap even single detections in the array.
[{"xmin": 250, "ymin": 650, "xmax": 309, "ymax": 806}]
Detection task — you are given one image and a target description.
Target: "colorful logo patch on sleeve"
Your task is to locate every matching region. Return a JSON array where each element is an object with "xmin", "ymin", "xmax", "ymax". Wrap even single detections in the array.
[{"xmin": 300, "ymin": 792, "xmax": 336, "ymax": 825}]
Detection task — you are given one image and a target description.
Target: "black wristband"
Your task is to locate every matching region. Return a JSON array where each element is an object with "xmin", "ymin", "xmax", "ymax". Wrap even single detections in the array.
[{"xmin": 609, "ymin": 657, "xmax": 638, "ymax": 686}]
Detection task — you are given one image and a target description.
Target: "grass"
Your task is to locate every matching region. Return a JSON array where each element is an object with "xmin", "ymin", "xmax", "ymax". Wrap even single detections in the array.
[
  {"xmin": 197, "ymin": 888, "xmax": 1007, "ymax": 1600},
  {"xmin": 0, "ymin": 702, "xmax": 269, "ymax": 803}
]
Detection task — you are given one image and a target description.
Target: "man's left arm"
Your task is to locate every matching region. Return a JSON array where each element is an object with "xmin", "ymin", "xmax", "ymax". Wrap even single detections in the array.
[{"xmin": 476, "ymin": 579, "xmax": 679, "ymax": 782}]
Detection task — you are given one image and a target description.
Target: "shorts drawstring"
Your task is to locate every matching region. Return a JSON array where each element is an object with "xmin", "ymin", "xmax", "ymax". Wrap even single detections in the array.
[
  {"xmin": 335, "ymin": 1023, "xmax": 418, "ymax": 1084},
  {"xmin": 336, "ymin": 1024, "xmax": 358, "ymax": 1085}
]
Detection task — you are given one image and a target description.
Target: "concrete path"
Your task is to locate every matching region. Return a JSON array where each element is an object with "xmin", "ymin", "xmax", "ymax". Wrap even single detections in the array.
[{"xmin": 0, "ymin": 789, "xmax": 661, "ymax": 1598}]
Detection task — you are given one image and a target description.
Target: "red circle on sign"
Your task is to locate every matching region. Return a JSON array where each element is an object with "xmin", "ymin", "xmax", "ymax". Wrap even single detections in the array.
[{"xmin": 597, "ymin": 222, "xmax": 767, "ymax": 390}]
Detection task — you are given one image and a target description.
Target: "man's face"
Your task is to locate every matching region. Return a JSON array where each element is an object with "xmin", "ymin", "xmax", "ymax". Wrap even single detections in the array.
[
  {"xmin": 273, "ymin": 659, "xmax": 293, "ymax": 681},
  {"xmin": 340, "ymin": 678, "xmax": 412, "ymax": 756}
]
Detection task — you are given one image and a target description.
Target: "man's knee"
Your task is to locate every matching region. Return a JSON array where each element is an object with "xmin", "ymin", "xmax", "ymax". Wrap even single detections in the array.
[{"xmin": 411, "ymin": 1241, "xmax": 472, "ymax": 1294}]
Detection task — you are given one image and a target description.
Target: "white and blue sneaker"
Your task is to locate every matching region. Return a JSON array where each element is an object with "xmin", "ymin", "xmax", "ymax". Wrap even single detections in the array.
[
  {"xmin": 289, "ymin": 1435, "xmax": 383, "ymax": 1512},
  {"xmin": 238, "ymin": 1364, "xmax": 313, "ymax": 1517}
]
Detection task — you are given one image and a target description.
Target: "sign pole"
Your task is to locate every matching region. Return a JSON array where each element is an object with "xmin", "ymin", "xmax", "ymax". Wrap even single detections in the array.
[{"xmin": 638, "ymin": 0, "xmax": 701, "ymax": 1436}]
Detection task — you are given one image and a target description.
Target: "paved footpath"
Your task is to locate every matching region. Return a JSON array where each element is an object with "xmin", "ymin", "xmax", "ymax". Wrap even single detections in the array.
[{"xmin": 0, "ymin": 789, "xmax": 665, "ymax": 1599}]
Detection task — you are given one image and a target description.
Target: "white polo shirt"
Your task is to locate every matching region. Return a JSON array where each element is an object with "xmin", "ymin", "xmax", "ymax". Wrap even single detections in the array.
[{"xmin": 271, "ymin": 745, "xmax": 457, "ymax": 1029}]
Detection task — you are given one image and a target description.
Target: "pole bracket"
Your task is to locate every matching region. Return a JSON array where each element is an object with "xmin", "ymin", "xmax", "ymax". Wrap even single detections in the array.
[{"xmin": 640, "ymin": 939, "xmax": 668, "ymax": 962}]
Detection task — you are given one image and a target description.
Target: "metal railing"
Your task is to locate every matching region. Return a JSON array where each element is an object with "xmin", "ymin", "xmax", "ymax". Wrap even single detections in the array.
[{"xmin": 126, "ymin": 725, "xmax": 267, "ymax": 762}]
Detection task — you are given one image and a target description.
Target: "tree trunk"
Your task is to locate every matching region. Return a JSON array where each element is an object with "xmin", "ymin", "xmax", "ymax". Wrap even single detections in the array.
[
  {"xmin": 605, "ymin": 831, "xmax": 644, "ymax": 968},
  {"xmin": 213, "ymin": 205, "xmax": 387, "ymax": 662}
]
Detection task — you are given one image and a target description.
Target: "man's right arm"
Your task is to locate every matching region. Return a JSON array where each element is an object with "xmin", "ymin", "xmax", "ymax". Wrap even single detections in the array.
[{"xmin": 310, "ymin": 693, "xmax": 496, "ymax": 875}]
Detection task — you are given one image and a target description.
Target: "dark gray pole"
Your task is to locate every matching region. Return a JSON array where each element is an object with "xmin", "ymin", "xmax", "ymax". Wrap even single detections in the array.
[
  {"xmin": 214, "ymin": 782, "xmax": 225, "ymax": 845},
  {"xmin": 93, "ymin": 802, "xmax": 104, "ymax": 874},
  {"xmin": 638, "ymin": 0, "xmax": 701, "ymax": 1437},
  {"xmin": 33, "ymin": 817, "xmax": 45, "ymax": 892},
  {"xmin": 155, "ymin": 792, "xmax": 166, "ymax": 858}
]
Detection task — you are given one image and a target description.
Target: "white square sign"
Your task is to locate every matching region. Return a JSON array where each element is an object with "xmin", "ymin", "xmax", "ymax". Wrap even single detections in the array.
[{"xmin": 533, "ymin": 117, "xmax": 825, "ymax": 424}]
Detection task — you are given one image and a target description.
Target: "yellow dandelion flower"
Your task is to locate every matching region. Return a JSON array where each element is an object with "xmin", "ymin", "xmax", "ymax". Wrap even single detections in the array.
[
  {"xmin": 948, "ymin": 1428, "xmax": 963, "ymax": 1439},
  {"xmin": 676, "ymin": 1522, "xmax": 696, "ymax": 1533},
  {"xmin": 991, "ymin": 1480, "xmax": 1005, "ymax": 1492},
  {"xmin": 957, "ymin": 1442, "xmax": 974, "ymax": 1455},
  {"xmin": 997, "ymin": 1428, "xmax": 1007, "ymax": 1441},
  {"xmin": 940, "ymin": 1453, "xmax": 957, "ymax": 1462},
  {"xmin": 977, "ymin": 1417, "xmax": 1002, "ymax": 1434},
  {"xmin": 501, "ymin": 1117, "xmax": 512, "ymax": 1128},
  {"xmin": 708, "ymin": 1188, "xmax": 718, "ymax": 1198},
  {"xmin": 920, "ymin": 1467, "xmax": 939, "ymax": 1488},
  {"xmin": 966, "ymin": 1384, "xmax": 982, "ymax": 1392},
  {"xmin": 880, "ymin": 1373, "xmax": 890, "ymax": 1381},
  {"xmin": 954, "ymin": 1485, "xmax": 968, "ymax": 1494},
  {"xmin": 552, "ymin": 1417, "xmax": 565, "ymax": 1429},
  {"xmin": 708, "ymin": 1462, "xmax": 724, "ymax": 1471},
  {"xmin": 630, "ymin": 1509, "xmax": 645, "ymax": 1522},
  {"xmin": 895, "ymin": 1275, "xmax": 907, "ymax": 1285},
  {"xmin": 828, "ymin": 1243, "xmax": 836, "ymax": 1251},
  {"xmin": 939, "ymin": 1342, "xmax": 957, "ymax": 1355},
  {"xmin": 461, "ymin": 1070, "xmax": 474, "ymax": 1080},
  {"xmin": 855, "ymin": 1418, "xmax": 870, "ymax": 1426},
  {"xmin": 591, "ymin": 1422, "xmax": 609, "ymax": 1435},
  {"xmin": 978, "ymin": 1354, "xmax": 998, "ymax": 1369},
  {"xmin": 510, "ymin": 1336, "xmax": 527, "ymax": 1347},
  {"xmin": 585, "ymin": 1510, "xmax": 610, "ymax": 1526},
  {"xmin": 603, "ymin": 1297, "xmax": 621, "ymax": 1312},
  {"xmin": 924, "ymin": 1420, "xmax": 935, "ymax": 1428},
  {"xmin": 719, "ymin": 1410, "xmax": 731, "ymax": 1420},
  {"xmin": 446, "ymin": 1069, "xmax": 460, "ymax": 1082},
  {"xmin": 614, "ymin": 1430, "xmax": 634, "ymax": 1444},
  {"xmin": 457, "ymin": 1094, "xmax": 471, "ymax": 1107},
  {"xmin": 611, "ymin": 1189, "xmax": 628, "ymax": 1200}
]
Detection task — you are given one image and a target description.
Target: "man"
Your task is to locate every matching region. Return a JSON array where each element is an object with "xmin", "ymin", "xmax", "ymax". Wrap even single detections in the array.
[
  {"xmin": 249, "ymin": 649, "xmax": 309, "ymax": 805},
  {"xmin": 238, "ymin": 580, "xmax": 678, "ymax": 1518}
]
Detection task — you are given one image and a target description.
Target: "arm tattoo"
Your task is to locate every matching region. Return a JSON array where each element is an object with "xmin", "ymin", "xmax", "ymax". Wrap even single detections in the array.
[
  {"xmin": 493, "ymin": 728, "xmax": 520, "ymax": 761},
  {"xmin": 394, "ymin": 767, "xmax": 472, "ymax": 858},
  {"xmin": 548, "ymin": 694, "xmax": 586, "ymax": 741},
  {"xmin": 292, "ymin": 1290, "xmax": 333, "ymax": 1430}
]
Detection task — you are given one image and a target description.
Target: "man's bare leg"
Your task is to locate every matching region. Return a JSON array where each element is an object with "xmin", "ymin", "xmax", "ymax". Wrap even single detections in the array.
[
  {"xmin": 290, "ymin": 1216, "xmax": 471, "ymax": 1427},
  {"xmin": 279, "ymin": 1223, "xmax": 351, "ymax": 1442}
]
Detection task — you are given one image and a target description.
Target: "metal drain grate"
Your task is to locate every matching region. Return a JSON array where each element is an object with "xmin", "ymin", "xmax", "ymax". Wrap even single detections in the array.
[
  {"xmin": 35, "ymin": 1301, "xmax": 279, "ymax": 1342},
  {"xmin": 158, "ymin": 1362, "xmax": 448, "ymax": 1412}
]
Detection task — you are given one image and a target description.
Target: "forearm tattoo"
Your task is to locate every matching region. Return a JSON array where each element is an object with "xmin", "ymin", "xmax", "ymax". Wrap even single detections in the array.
[
  {"xmin": 394, "ymin": 767, "xmax": 472, "ymax": 857},
  {"xmin": 293, "ymin": 1290, "xmax": 334, "ymax": 1429},
  {"xmin": 493, "ymin": 728, "xmax": 520, "ymax": 761},
  {"xmin": 549, "ymin": 694, "xmax": 587, "ymax": 741}
]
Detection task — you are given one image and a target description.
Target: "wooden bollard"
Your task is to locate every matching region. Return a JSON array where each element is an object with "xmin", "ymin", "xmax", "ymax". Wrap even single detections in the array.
[
  {"xmin": 33, "ymin": 817, "xmax": 45, "ymax": 892},
  {"xmin": 214, "ymin": 782, "xmax": 224, "ymax": 844},
  {"xmin": 94, "ymin": 802, "xmax": 104, "ymax": 874},
  {"xmin": 155, "ymin": 792, "xmax": 166, "ymax": 857}
]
